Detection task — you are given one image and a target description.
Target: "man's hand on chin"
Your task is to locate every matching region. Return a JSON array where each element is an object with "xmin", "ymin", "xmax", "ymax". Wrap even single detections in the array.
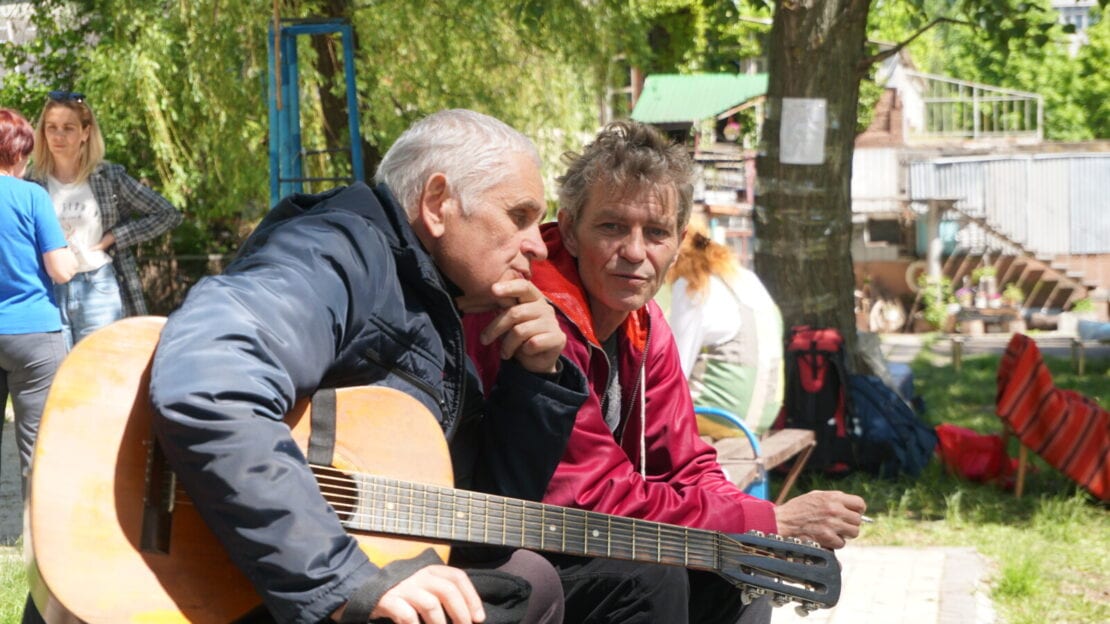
[{"xmin": 459, "ymin": 278, "xmax": 565, "ymax": 375}]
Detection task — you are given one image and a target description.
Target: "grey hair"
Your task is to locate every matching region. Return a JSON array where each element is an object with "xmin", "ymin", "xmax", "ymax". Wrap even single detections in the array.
[
  {"xmin": 557, "ymin": 120, "xmax": 694, "ymax": 231},
  {"xmin": 375, "ymin": 109, "xmax": 541, "ymax": 218}
]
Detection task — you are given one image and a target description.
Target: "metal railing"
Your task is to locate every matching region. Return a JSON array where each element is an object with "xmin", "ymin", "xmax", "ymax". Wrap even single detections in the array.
[{"xmin": 903, "ymin": 71, "xmax": 1043, "ymax": 141}]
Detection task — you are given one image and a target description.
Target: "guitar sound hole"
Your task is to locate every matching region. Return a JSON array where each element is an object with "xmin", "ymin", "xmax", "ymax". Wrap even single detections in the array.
[{"xmin": 312, "ymin": 465, "xmax": 357, "ymax": 522}]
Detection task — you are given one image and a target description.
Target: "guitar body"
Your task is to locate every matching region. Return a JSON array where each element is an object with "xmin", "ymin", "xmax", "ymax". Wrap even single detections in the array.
[{"xmin": 28, "ymin": 316, "xmax": 453, "ymax": 623}]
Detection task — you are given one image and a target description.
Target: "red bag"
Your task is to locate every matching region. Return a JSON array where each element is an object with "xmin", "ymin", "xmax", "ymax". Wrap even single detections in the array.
[{"xmin": 935, "ymin": 424, "xmax": 1018, "ymax": 488}]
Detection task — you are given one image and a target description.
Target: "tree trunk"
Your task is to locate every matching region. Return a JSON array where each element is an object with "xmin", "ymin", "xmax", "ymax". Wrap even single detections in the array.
[{"xmin": 755, "ymin": 0, "xmax": 872, "ymax": 369}]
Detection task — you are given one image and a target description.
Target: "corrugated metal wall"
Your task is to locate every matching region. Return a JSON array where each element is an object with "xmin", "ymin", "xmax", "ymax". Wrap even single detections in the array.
[
  {"xmin": 907, "ymin": 154, "xmax": 1110, "ymax": 254},
  {"xmin": 1069, "ymin": 157, "xmax": 1110, "ymax": 254}
]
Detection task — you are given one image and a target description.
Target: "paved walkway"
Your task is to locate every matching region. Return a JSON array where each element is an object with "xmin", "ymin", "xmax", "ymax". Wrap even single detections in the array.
[{"xmin": 771, "ymin": 545, "xmax": 996, "ymax": 624}]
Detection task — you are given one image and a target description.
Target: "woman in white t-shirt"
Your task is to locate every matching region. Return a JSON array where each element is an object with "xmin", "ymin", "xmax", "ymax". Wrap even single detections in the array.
[
  {"xmin": 29, "ymin": 91, "xmax": 182, "ymax": 348},
  {"xmin": 667, "ymin": 225, "xmax": 784, "ymax": 438}
]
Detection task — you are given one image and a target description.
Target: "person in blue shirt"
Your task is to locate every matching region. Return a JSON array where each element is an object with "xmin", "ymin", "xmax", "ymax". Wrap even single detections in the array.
[{"xmin": 0, "ymin": 107, "xmax": 77, "ymax": 497}]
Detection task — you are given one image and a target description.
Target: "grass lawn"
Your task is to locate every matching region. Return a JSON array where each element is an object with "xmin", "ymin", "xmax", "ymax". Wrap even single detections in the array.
[
  {"xmin": 0, "ymin": 544, "xmax": 23, "ymax": 623},
  {"xmin": 798, "ymin": 344, "xmax": 1109, "ymax": 624},
  {"xmin": 0, "ymin": 344, "xmax": 1106, "ymax": 623}
]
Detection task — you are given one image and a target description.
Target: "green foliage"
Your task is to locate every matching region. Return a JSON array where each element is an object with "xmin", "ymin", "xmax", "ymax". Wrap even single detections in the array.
[
  {"xmin": 917, "ymin": 274, "xmax": 954, "ymax": 329},
  {"xmin": 1075, "ymin": 7, "xmax": 1110, "ymax": 138},
  {"xmin": 995, "ymin": 556, "xmax": 1040, "ymax": 599},
  {"xmin": 3, "ymin": 0, "xmax": 616, "ymax": 253},
  {"xmin": 970, "ymin": 265, "xmax": 997, "ymax": 282},
  {"xmin": 1071, "ymin": 297, "xmax": 1095, "ymax": 312},
  {"xmin": 1003, "ymin": 282, "xmax": 1025, "ymax": 305},
  {"xmin": 0, "ymin": 546, "xmax": 24, "ymax": 623},
  {"xmin": 866, "ymin": 0, "xmax": 1105, "ymax": 140}
]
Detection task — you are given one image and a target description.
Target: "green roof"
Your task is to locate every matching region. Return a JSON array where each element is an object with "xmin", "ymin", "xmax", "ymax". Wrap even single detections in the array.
[{"xmin": 631, "ymin": 73, "xmax": 768, "ymax": 124}]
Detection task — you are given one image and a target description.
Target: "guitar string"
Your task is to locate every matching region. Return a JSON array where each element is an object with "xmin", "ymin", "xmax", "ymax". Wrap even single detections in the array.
[
  {"xmin": 315, "ymin": 472, "xmax": 727, "ymax": 562},
  {"xmin": 168, "ymin": 471, "xmax": 821, "ymax": 585},
  {"xmin": 166, "ymin": 483, "xmax": 820, "ymax": 601}
]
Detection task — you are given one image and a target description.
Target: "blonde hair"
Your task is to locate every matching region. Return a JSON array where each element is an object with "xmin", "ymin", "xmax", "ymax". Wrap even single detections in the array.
[
  {"xmin": 31, "ymin": 98, "xmax": 106, "ymax": 183},
  {"xmin": 667, "ymin": 228, "xmax": 737, "ymax": 298}
]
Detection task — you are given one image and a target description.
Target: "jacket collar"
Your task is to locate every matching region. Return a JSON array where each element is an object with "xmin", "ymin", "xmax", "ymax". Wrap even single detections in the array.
[
  {"xmin": 369, "ymin": 183, "xmax": 464, "ymax": 299},
  {"xmin": 534, "ymin": 222, "xmax": 649, "ymax": 351}
]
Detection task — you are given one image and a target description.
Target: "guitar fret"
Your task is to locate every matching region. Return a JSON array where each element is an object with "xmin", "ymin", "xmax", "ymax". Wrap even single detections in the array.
[
  {"xmin": 581, "ymin": 508, "xmax": 590, "ymax": 550},
  {"xmin": 519, "ymin": 498, "xmax": 525, "ymax": 547},
  {"xmin": 684, "ymin": 526, "xmax": 689, "ymax": 566},
  {"xmin": 561, "ymin": 507, "xmax": 566, "ymax": 552},
  {"xmin": 608, "ymin": 512, "xmax": 617, "ymax": 555},
  {"xmin": 328, "ymin": 471, "xmax": 828, "ymax": 611}
]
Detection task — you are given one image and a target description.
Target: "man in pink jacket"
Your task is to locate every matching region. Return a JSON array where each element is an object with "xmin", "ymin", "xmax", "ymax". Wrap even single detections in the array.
[{"xmin": 466, "ymin": 120, "xmax": 866, "ymax": 623}]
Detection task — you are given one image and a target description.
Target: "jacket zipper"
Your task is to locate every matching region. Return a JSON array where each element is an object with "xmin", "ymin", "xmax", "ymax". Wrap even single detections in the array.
[
  {"xmin": 618, "ymin": 324, "xmax": 651, "ymax": 445},
  {"xmin": 364, "ymin": 347, "xmax": 450, "ymax": 417}
]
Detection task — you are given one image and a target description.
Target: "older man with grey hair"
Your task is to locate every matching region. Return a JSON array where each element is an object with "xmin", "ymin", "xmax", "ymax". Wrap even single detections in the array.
[{"xmin": 129, "ymin": 110, "xmax": 589, "ymax": 624}]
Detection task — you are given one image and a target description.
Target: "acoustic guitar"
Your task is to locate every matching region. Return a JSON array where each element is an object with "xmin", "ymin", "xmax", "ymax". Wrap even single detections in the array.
[{"xmin": 27, "ymin": 316, "xmax": 839, "ymax": 623}]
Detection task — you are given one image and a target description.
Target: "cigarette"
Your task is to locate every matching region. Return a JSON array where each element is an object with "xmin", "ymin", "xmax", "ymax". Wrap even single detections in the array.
[{"xmin": 861, "ymin": 515, "xmax": 875, "ymax": 523}]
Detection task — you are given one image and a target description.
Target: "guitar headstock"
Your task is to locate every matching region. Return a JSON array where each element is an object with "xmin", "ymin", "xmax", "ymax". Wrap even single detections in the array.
[{"xmin": 717, "ymin": 531, "xmax": 841, "ymax": 616}]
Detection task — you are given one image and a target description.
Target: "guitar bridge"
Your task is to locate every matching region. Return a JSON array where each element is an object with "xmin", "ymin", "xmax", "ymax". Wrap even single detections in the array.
[{"xmin": 140, "ymin": 437, "xmax": 176, "ymax": 553}]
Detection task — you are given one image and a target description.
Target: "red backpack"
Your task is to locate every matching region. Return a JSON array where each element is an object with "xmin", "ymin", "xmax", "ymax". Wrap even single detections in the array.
[{"xmin": 774, "ymin": 325, "xmax": 856, "ymax": 475}]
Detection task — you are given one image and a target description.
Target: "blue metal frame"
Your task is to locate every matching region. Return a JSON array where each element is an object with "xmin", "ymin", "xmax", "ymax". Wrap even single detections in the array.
[
  {"xmin": 267, "ymin": 19, "xmax": 364, "ymax": 205},
  {"xmin": 693, "ymin": 406, "xmax": 769, "ymax": 500}
]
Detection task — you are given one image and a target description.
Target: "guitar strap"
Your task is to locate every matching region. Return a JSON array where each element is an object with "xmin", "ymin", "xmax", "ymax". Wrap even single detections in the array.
[{"xmin": 308, "ymin": 387, "xmax": 337, "ymax": 466}]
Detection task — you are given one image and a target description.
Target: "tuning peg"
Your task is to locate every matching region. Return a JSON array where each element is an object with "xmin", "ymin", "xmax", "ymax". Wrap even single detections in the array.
[
  {"xmin": 749, "ymin": 530, "xmax": 765, "ymax": 537},
  {"xmin": 794, "ymin": 602, "xmax": 819, "ymax": 617},
  {"xmin": 772, "ymin": 594, "xmax": 791, "ymax": 608}
]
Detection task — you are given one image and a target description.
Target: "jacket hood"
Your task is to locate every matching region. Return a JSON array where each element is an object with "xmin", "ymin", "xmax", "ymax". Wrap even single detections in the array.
[{"xmin": 534, "ymin": 222, "xmax": 649, "ymax": 351}]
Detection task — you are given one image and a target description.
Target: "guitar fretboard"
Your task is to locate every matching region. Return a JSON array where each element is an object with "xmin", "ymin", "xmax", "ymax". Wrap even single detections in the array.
[{"xmin": 342, "ymin": 475, "xmax": 725, "ymax": 570}]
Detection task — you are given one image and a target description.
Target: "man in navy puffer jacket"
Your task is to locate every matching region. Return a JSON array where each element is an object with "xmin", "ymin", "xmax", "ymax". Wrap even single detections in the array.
[{"xmin": 146, "ymin": 110, "xmax": 588, "ymax": 624}]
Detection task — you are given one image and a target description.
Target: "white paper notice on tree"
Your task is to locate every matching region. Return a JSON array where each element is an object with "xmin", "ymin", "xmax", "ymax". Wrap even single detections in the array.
[{"xmin": 779, "ymin": 97, "xmax": 827, "ymax": 165}]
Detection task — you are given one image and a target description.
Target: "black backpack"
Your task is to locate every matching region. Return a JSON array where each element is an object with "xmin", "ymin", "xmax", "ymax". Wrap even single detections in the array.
[
  {"xmin": 775, "ymin": 326, "xmax": 856, "ymax": 475},
  {"xmin": 848, "ymin": 374, "xmax": 938, "ymax": 479}
]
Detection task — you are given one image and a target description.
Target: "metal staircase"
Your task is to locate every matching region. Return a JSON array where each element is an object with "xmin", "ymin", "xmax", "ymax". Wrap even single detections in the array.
[{"xmin": 939, "ymin": 202, "xmax": 1094, "ymax": 311}]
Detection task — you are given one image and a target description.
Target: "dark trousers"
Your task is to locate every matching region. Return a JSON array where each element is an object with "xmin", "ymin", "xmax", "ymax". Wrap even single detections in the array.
[
  {"xmin": 547, "ymin": 555, "xmax": 772, "ymax": 624},
  {"xmin": 23, "ymin": 549, "xmax": 564, "ymax": 624}
]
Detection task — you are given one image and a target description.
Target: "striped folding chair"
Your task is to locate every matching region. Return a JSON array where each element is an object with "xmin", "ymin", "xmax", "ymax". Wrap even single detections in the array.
[{"xmin": 996, "ymin": 333, "xmax": 1109, "ymax": 501}]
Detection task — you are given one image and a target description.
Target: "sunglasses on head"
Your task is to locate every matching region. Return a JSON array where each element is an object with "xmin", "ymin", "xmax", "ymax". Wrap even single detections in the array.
[{"xmin": 48, "ymin": 90, "xmax": 86, "ymax": 103}]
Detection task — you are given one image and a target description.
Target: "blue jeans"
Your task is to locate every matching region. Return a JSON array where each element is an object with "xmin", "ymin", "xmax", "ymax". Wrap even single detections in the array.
[{"xmin": 55, "ymin": 263, "xmax": 125, "ymax": 349}]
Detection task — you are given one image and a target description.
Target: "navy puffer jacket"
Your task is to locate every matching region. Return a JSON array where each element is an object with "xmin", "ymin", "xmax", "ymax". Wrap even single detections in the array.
[{"xmin": 150, "ymin": 182, "xmax": 586, "ymax": 623}]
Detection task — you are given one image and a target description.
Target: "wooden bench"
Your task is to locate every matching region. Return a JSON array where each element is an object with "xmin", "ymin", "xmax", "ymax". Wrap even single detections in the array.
[
  {"xmin": 950, "ymin": 334, "xmax": 1108, "ymax": 375},
  {"xmin": 708, "ymin": 429, "xmax": 817, "ymax": 505}
]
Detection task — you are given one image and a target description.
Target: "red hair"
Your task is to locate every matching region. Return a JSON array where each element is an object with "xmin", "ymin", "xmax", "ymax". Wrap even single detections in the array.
[
  {"xmin": 0, "ymin": 108, "xmax": 34, "ymax": 168},
  {"xmin": 667, "ymin": 231, "xmax": 738, "ymax": 298}
]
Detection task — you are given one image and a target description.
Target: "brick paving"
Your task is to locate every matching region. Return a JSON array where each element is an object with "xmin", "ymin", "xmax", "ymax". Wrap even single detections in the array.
[{"xmin": 772, "ymin": 545, "xmax": 996, "ymax": 624}]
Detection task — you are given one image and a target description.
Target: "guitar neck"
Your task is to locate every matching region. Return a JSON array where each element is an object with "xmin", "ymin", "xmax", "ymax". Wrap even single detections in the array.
[{"xmin": 343, "ymin": 475, "xmax": 724, "ymax": 571}]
